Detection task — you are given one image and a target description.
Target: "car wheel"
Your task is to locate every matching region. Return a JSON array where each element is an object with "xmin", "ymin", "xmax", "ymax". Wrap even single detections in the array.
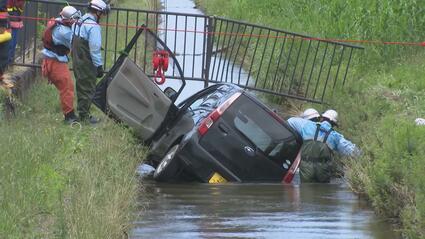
[{"xmin": 153, "ymin": 144, "xmax": 180, "ymax": 182}]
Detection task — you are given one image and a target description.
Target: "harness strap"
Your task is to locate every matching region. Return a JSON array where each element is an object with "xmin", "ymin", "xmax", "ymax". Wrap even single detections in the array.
[
  {"xmin": 323, "ymin": 127, "xmax": 334, "ymax": 143},
  {"xmin": 313, "ymin": 123, "xmax": 321, "ymax": 141},
  {"xmin": 72, "ymin": 17, "xmax": 92, "ymax": 45},
  {"xmin": 74, "ymin": 16, "xmax": 95, "ymax": 39},
  {"xmin": 43, "ymin": 19, "xmax": 70, "ymax": 57},
  {"xmin": 313, "ymin": 123, "xmax": 334, "ymax": 143}
]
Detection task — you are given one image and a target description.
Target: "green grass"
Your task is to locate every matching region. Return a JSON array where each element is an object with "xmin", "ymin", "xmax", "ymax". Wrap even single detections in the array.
[
  {"xmin": 102, "ymin": 0, "xmax": 158, "ymax": 70},
  {"xmin": 335, "ymin": 53, "xmax": 425, "ymax": 238},
  {"xmin": 0, "ymin": 82, "xmax": 148, "ymax": 238},
  {"xmin": 196, "ymin": 0, "xmax": 425, "ymax": 65},
  {"xmin": 0, "ymin": 1, "xmax": 155, "ymax": 237},
  {"xmin": 196, "ymin": 0, "xmax": 425, "ymax": 237}
]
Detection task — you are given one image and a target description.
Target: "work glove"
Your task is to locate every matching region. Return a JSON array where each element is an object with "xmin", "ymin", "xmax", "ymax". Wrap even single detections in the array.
[{"xmin": 96, "ymin": 65, "xmax": 104, "ymax": 78}]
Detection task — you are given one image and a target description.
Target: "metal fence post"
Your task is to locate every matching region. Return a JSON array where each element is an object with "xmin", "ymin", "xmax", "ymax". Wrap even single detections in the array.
[{"xmin": 204, "ymin": 16, "xmax": 215, "ymax": 88}]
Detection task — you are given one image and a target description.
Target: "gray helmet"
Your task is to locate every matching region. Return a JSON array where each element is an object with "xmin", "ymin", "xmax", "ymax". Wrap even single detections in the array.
[{"xmin": 88, "ymin": 0, "xmax": 111, "ymax": 14}]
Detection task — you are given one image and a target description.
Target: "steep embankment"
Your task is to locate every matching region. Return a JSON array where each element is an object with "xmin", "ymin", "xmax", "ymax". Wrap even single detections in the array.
[
  {"xmin": 0, "ymin": 0, "xmax": 153, "ymax": 237},
  {"xmin": 0, "ymin": 82, "xmax": 148, "ymax": 238},
  {"xmin": 196, "ymin": 1, "xmax": 425, "ymax": 238}
]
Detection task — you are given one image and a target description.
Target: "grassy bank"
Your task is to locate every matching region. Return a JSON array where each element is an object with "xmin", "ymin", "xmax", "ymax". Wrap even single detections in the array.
[
  {"xmin": 196, "ymin": 0, "xmax": 425, "ymax": 237},
  {"xmin": 0, "ymin": 1, "xmax": 154, "ymax": 238},
  {"xmin": 0, "ymin": 82, "xmax": 147, "ymax": 238}
]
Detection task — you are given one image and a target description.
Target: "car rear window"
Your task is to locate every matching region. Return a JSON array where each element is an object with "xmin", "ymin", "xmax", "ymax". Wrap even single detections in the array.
[{"xmin": 225, "ymin": 95, "xmax": 299, "ymax": 163}]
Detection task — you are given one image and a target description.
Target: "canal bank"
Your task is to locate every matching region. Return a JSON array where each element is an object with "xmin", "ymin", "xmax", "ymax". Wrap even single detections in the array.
[
  {"xmin": 130, "ymin": 1, "xmax": 400, "ymax": 238},
  {"xmin": 0, "ymin": 80, "xmax": 147, "ymax": 238},
  {"xmin": 0, "ymin": 0, "xmax": 153, "ymax": 237},
  {"xmin": 195, "ymin": 0, "xmax": 425, "ymax": 238}
]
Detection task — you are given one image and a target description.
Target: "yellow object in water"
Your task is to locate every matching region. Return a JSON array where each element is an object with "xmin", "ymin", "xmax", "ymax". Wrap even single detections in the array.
[
  {"xmin": 208, "ymin": 172, "xmax": 228, "ymax": 184},
  {"xmin": 0, "ymin": 31, "xmax": 12, "ymax": 44}
]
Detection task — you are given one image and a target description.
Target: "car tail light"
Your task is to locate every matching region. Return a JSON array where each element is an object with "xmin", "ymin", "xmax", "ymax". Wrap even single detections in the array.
[
  {"xmin": 198, "ymin": 92, "xmax": 242, "ymax": 136},
  {"xmin": 282, "ymin": 150, "xmax": 302, "ymax": 184}
]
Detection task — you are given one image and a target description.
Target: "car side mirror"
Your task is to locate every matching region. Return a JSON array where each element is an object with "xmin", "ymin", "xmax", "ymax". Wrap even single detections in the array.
[{"xmin": 164, "ymin": 87, "xmax": 178, "ymax": 101}]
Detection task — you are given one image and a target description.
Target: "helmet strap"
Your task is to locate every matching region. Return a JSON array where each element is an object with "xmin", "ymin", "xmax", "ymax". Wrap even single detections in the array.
[{"xmin": 95, "ymin": 12, "xmax": 102, "ymax": 23}]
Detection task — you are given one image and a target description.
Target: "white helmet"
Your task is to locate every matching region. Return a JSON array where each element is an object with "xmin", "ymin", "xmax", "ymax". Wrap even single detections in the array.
[
  {"xmin": 322, "ymin": 109, "xmax": 338, "ymax": 125},
  {"xmin": 301, "ymin": 108, "xmax": 320, "ymax": 120},
  {"xmin": 89, "ymin": 0, "xmax": 110, "ymax": 13},
  {"xmin": 60, "ymin": 6, "xmax": 81, "ymax": 20}
]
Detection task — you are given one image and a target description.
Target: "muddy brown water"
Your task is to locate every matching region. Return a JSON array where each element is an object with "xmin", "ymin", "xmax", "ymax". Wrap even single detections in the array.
[{"xmin": 130, "ymin": 1, "xmax": 400, "ymax": 238}]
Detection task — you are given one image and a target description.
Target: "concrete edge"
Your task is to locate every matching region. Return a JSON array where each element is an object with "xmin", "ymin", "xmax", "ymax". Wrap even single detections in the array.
[{"xmin": 1, "ymin": 56, "xmax": 42, "ymax": 119}]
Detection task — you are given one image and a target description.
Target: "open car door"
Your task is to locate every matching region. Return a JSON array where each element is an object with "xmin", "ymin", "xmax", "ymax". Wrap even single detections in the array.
[{"xmin": 93, "ymin": 26, "xmax": 186, "ymax": 141}]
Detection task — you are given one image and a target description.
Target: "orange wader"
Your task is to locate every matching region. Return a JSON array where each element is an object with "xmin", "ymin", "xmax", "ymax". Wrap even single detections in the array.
[{"xmin": 42, "ymin": 58, "xmax": 75, "ymax": 115}]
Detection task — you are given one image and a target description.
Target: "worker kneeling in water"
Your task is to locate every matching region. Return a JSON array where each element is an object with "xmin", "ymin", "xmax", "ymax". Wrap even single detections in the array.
[
  {"xmin": 288, "ymin": 109, "xmax": 361, "ymax": 183},
  {"xmin": 41, "ymin": 6, "xmax": 81, "ymax": 124},
  {"xmin": 0, "ymin": 9, "xmax": 11, "ymax": 82}
]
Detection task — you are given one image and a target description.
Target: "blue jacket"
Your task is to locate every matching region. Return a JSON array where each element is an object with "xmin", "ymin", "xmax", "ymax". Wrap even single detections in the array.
[
  {"xmin": 42, "ymin": 18, "xmax": 73, "ymax": 63},
  {"xmin": 72, "ymin": 13, "xmax": 103, "ymax": 67},
  {"xmin": 287, "ymin": 117, "xmax": 360, "ymax": 157}
]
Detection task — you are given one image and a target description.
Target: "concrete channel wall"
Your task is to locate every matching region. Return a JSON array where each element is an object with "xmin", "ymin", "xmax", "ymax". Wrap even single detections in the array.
[{"xmin": 1, "ymin": 59, "xmax": 41, "ymax": 118}]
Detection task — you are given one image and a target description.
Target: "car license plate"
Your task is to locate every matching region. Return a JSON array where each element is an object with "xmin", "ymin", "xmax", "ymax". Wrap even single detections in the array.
[{"xmin": 209, "ymin": 172, "xmax": 227, "ymax": 184}]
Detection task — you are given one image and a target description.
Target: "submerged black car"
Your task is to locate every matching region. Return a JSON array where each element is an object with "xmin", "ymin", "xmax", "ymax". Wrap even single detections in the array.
[{"xmin": 93, "ymin": 27, "xmax": 302, "ymax": 183}]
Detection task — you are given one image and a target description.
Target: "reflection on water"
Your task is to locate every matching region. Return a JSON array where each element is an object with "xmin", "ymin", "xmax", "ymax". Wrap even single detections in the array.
[{"xmin": 131, "ymin": 181, "xmax": 399, "ymax": 239}]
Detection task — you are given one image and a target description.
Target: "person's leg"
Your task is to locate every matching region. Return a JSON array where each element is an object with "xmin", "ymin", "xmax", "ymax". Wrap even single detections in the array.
[
  {"xmin": 8, "ymin": 28, "xmax": 19, "ymax": 64},
  {"xmin": 76, "ymin": 73, "xmax": 96, "ymax": 121},
  {"xmin": 49, "ymin": 60, "xmax": 75, "ymax": 115},
  {"xmin": 0, "ymin": 41, "xmax": 8, "ymax": 80},
  {"xmin": 315, "ymin": 162, "xmax": 332, "ymax": 183},
  {"xmin": 299, "ymin": 160, "xmax": 315, "ymax": 182},
  {"xmin": 72, "ymin": 37, "xmax": 98, "ymax": 123}
]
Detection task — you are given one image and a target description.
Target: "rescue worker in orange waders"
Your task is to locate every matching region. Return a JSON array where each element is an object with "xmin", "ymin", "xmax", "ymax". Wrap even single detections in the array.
[
  {"xmin": 6, "ymin": 0, "xmax": 25, "ymax": 64},
  {"xmin": 0, "ymin": 3, "xmax": 11, "ymax": 82},
  {"xmin": 41, "ymin": 6, "xmax": 81, "ymax": 124},
  {"xmin": 72, "ymin": 0, "xmax": 110, "ymax": 124}
]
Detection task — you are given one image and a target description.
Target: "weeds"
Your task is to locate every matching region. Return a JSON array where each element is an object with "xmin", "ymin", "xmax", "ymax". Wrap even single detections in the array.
[{"xmin": 0, "ymin": 82, "xmax": 147, "ymax": 238}]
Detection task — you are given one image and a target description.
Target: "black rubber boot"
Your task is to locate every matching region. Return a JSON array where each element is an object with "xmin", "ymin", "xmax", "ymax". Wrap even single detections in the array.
[
  {"xmin": 64, "ymin": 111, "xmax": 79, "ymax": 124},
  {"xmin": 88, "ymin": 115, "xmax": 101, "ymax": 125}
]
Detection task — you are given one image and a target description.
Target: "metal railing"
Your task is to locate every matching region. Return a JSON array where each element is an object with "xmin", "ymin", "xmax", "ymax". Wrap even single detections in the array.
[
  {"xmin": 208, "ymin": 17, "xmax": 364, "ymax": 103},
  {"xmin": 15, "ymin": 0, "xmax": 363, "ymax": 103}
]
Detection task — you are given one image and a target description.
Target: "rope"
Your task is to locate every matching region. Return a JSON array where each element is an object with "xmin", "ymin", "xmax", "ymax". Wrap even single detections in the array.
[{"xmin": 14, "ymin": 15, "xmax": 425, "ymax": 47}]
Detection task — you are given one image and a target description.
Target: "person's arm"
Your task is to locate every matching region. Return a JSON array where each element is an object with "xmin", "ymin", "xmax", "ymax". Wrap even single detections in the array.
[
  {"xmin": 60, "ymin": 26, "xmax": 73, "ymax": 49},
  {"xmin": 88, "ymin": 24, "xmax": 103, "ymax": 67},
  {"xmin": 335, "ymin": 133, "xmax": 361, "ymax": 157},
  {"xmin": 287, "ymin": 117, "xmax": 302, "ymax": 135}
]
